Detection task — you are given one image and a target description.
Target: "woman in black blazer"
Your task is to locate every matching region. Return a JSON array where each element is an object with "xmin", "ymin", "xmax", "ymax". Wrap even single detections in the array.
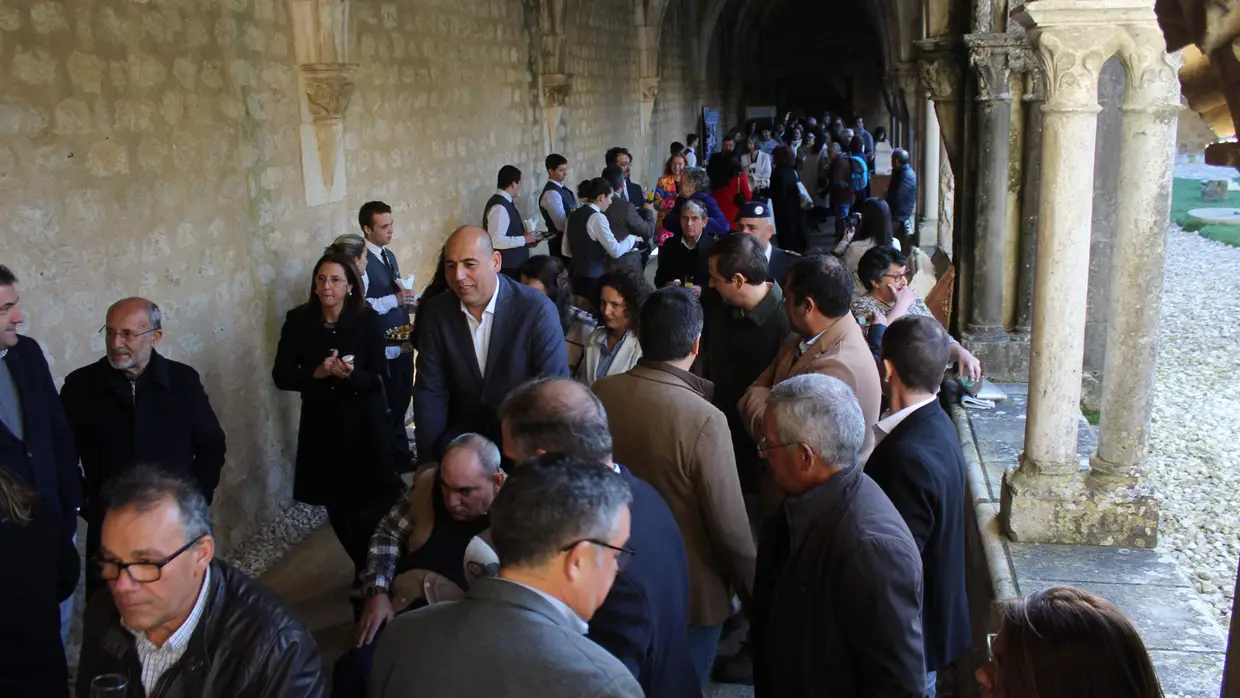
[
  {"xmin": 273, "ymin": 252, "xmax": 403, "ymax": 578},
  {"xmin": 0, "ymin": 467, "xmax": 78, "ymax": 698}
]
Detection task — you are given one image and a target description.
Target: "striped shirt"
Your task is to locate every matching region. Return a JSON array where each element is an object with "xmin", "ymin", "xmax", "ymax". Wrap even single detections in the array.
[{"xmin": 127, "ymin": 565, "xmax": 211, "ymax": 694}]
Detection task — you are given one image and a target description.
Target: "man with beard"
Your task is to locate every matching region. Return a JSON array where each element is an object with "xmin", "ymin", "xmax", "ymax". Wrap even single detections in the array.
[{"xmin": 61, "ymin": 297, "xmax": 227, "ymax": 599}]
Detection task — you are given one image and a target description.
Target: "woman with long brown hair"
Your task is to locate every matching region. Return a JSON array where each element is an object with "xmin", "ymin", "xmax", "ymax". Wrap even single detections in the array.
[
  {"xmin": 0, "ymin": 467, "xmax": 79, "ymax": 698},
  {"xmin": 977, "ymin": 586, "xmax": 1164, "ymax": 698},
  {"xmin": 273, "ymin": 252, "xmax": 404, "ymax": 584}
]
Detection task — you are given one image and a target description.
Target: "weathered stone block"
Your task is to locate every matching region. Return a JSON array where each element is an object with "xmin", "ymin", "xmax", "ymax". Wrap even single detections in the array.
[
  {"xmin": 962, "ymin": 330, "xmax": 1030, "ymax": 382},
  {"xmin": 1001, "ymin": 467, "xmax": 1159, "ymax": 548}
]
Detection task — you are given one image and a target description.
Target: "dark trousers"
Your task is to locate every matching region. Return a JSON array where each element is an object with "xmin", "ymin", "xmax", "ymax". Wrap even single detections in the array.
[
  {"xmin": 548, "ymin": 234, "xmax": 564, "ymax": 261},
  {"xmin": 326, "ymin": 497, "xmax": 394, "ymax": 580},
  {"xmin": 572, "ymin": 275, "xmax": 600, "ymax": 313},
  {"xmin": 331, "ymin": 599, "xmax": 425, "ymax": 698},
  {"xmin": 384, "ymin": 353, "xmax": 413, "ymax": 465}
]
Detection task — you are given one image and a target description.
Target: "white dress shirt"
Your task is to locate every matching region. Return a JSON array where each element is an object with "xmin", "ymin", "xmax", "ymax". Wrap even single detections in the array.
[
  {"xmin": 486, "ymin": 190, "xmax": 525, "ymax": 251},
  {"xmin": 873, "ymin": 395, "xmax": 938, "ymax": 445},
  {"xmin": 127, "ymin": 565, "xmax": 211, "ymax": 695},
  {"xmin": 539, "ymin": 181, "xmax": 569, "ymax": 234},
  {"xmin": 360, "ymin": 249, "xmax": 403, "ymax": 361},
  {"xmin": 797, "ymin": 327, "xmax": 829, "ymax": 358},
  {"xmin": 585, "ymin": 204, "xmax": 638, "ymax": 259},
  {"xmin": 461, "ymin": 280, "xmax": 500, "ymax": 373},
  {"xmin": 684, "ymin": 148, "xmax": 697, "ymax": 168}
]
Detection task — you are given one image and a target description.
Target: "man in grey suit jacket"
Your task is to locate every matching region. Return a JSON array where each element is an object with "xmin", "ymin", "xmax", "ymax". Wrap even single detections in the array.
[{"xmin": 370, "ymin": 456, "xmax": 643, "ymax": 698}]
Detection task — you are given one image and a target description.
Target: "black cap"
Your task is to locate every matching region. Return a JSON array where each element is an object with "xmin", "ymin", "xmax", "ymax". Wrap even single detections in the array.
[{"xmin": 734, "ymin": 200, "xmax": 773, "ymax": 222}]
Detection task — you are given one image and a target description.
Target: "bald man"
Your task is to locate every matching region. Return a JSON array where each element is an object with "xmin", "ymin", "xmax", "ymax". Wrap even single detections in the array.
[
  {"xmin": 61, "ymin": 297, "xmax": 226, "ymax": 598},
  {"xmin": 412, "ymin": 227, "xmax": 568, "ymax": 464}
]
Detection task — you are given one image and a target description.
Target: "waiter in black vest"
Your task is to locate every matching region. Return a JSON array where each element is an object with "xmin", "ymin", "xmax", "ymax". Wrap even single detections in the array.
[
  {"xmin": 360, "ymin": 201, "xmax": 416, "ymax": 466},
  {"xmin": 483, "ymin": 165, "xmax": 538, "ymax": 278},
  {"xmin": 539, "ymin": 154, "xmax": 576, "ymax": 261}
]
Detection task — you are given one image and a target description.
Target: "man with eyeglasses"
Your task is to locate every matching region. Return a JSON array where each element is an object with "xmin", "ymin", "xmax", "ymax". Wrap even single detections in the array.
[
  {"xmin": 77, "ymin": 466, "xmax": 325, "ymax": 697},
  {"xmin": 851, "ymin": 246, "xmax": 982, "ymax": 380},
  {"xmin": 497, "ymin": 377, "xmax": 699, "ymax": 698},
  {"xmin": 370, "ymin": 455, "xmax": 643, "ymax": 698},
  {"xmin": 61, "ymin": 297, "xmax": 227, "ymax": 600}
]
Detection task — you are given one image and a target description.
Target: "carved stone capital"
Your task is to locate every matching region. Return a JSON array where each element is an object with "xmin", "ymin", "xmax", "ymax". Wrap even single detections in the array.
[
  {"xmin": 301, "ymin": 63, "xmax": 357, "ymax": 122},
  {"xmin": 916, "ymin": 38, "xmax": 964, "ymax": 103},
  {"xmin": 1022, "ymin": 67, "xmax": 1048, "ymax": 102},
  {"xmin": 1119, "ymin": 25, "xmax": 1181, "ymax": 111},
  {"xmin": 1031, "ymin": 27, "xmax": 1112, "ymax": 111},
  {"xmin": 640, "ymin": 76, "xmax": 660, "ymax": 103},
  {"xmin": 965, "ymin": 33, "xmax": 1037, "ymax": 102},
  {"xmin": 540, "ymin": 73, "xmax": 573, "ymax": 108}
]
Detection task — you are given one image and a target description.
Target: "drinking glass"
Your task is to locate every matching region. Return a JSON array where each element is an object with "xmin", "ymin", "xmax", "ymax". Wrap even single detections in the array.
[{"xmin": 90, "ymin": 674, "xmax": 128, "ymax": 698}]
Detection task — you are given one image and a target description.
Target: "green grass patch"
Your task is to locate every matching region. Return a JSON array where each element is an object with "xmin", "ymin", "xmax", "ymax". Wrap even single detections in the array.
[
  {"xmin": 1080, "ymin": 401, "xmax": 1101, "ymax": 426},
  {"xmin": 1171, "ymin": 178, "xmax": 1240, "ymax": 247}
]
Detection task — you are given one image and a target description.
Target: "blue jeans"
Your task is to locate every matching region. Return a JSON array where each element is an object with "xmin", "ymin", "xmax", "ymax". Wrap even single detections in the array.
[
  {"xmin": 834, "ymin": 202, "xmax": 852, "ymax": 235},
  {"xmin": 686, "ymin": 623, "xmax": 723, "ymax": 687},
  {"xmin": 927, "ymin": 670, "xmax": 937, "ymax": 698}
]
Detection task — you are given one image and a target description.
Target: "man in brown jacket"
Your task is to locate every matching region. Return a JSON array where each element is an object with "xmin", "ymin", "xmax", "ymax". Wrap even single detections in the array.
[
  {"xmin": 593, "ymin": 287, "xmax": 756, "ymax": 687},
  {"xmin": 740, "ymin": 254, "xmax": 882, "ymax": 518}
]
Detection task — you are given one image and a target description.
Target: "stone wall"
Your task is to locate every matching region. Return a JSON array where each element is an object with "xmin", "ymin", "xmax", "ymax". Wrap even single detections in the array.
[{"xmin": 0, "ymin": 0, "xmax": 704, "ymax": 550}]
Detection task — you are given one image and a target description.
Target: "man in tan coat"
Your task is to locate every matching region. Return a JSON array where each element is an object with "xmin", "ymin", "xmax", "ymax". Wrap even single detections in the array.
[
  {"xmin": 740, "ymin": 254, "xmax": 882, "ymax": 517},
  {"xmin": 593, "ymin": 287, "xmax": 756, "ymax": 687}
]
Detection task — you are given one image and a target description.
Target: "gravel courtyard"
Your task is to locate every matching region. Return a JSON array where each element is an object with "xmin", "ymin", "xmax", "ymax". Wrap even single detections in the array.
[{"xmin": 1147, "ymin": 225, "xmax": 1240, "ymax": 627}]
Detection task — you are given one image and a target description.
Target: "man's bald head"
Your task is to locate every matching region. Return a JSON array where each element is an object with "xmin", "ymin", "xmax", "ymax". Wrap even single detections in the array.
[
  {"xmin": 104, "ymin": 297, "xmax": 163, "ymax": 375},
  {"xmin": 498, "ymin": 378, "xmax": 613, "ymax": 465},
  {"xmin": 444, "ymin": 225, "xmax": 501, "ymax": 310}
]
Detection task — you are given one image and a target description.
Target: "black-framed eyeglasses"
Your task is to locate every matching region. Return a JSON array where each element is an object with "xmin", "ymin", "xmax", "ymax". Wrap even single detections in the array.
[
  {"xmin": 98, "ymin": 326, "xmax": 158, "ymax": 342},
  {"xmin": 560, "ymin": 539, "xmax": 636, "ymax": 572},
  {"xmin": 986, "ymin": 632, "xmax": 998, "ymax": 662},
  {"xmin": 93, "ymin": 534, "xmax": 206, "ymax": 583}
]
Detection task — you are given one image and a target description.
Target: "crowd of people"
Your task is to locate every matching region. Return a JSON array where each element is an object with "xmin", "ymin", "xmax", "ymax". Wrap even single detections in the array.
[{"xmin": 0, "ymin": 110, "xmax": 1168, "ymax": 698}]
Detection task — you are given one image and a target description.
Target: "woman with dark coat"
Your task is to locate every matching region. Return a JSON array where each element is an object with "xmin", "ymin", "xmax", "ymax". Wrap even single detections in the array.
[
  {"xmin": 0, "ymin": 466, "xmax": 78, "ymax": 698},
  {"xmin": 661, "ymin": 166, "xmax": 730, "ymax": 239},
  {"xmin": 768, "ymin": 145, "xmax": 809, "ymax": 254},
  {"xmin": 273, "ymin": 252, "xmax": 404, "ymax": 577}
]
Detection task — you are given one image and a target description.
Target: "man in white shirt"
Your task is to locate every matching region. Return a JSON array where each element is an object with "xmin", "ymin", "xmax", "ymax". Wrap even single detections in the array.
[
  {"xmin": 360, "ymin": 202, "xmax": 417, "ymax": 465},
  {"xmin": 684, "ymin": 133, "xmax": 699, "ymax": 168},
  {"xmin": 412, "ymin": 226, "xmax": 568, "ymax": 463},
  {"xmin": 484, "ymin": 165, "xmax": 539, "ymax": 277},
  {"xmin": 77, "ymin": 466, "xmax": 325, "ymax": 697},
  {"xmin": 539, "ymin": 154, "xmax": 576, "ymax": 261}
]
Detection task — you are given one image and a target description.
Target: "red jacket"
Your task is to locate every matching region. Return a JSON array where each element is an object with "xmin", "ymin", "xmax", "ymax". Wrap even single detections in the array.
[{"xmin": 711, "ymin": 174, "xmax": 752, "ymax": 229}]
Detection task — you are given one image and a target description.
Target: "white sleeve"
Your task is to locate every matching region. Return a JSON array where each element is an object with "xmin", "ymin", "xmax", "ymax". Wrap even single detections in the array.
[
  {"xmin": 486, "ymin": 204, "xmax": 524, "ymax": 250},
  {"xmin": 758, "ymin": 153, "xmax": 772, "ymax": 188},
  {"xmin": 686, "ymin": 150, "xmax": 697, "ymax": 168},
  {"xmin": 587, "ymin": 212, "xmax": 637, "ymax": 259},
  {"xmin": 366, "ymin": 295, "xmax": 400, "ymax": 314},
  {"xmin": 540, "ymin": 190, "xmax": 568, "ymax": 234}
]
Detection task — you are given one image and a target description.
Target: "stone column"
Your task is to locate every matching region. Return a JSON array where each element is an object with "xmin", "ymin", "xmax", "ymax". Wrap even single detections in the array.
[
  {"xmin": 965, "ymin": 35, "xmax": 1016, "ymax": 335},
  {"xmin": 1002, "ymin": 0, "xmax": 1162, "ymax": 548},
  {"xmin": 1014, "ymin": 69, "xmax": 1045, "ymax": 334},
  {"xmin": 1092, "ymin": 27, "xmax": 1180, "ymax": 479},
  {"xmin": 918, "ymin": 99, "xmax": 941, "ymax": 249}
]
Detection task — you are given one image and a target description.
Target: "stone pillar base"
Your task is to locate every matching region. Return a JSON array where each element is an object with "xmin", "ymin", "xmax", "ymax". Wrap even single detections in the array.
[
  {"xmin": 1000, "ymin": 466, "xmax": 1159, "ymax": 548},
  {"xmin": 962, "ymin": 330, "xmax": 1030, "ymax": 382}
]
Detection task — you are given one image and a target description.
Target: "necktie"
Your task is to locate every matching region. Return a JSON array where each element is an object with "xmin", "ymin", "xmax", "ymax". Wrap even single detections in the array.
[{"xmin": 384, "ymin": 249, "xmax": 395, "ymax": 274}]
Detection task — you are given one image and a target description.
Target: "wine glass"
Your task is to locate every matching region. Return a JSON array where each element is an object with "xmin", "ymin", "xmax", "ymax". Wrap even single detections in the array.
[{"xmin": 90, "ymin": 674, "xmax": 128, "ymax": 697}]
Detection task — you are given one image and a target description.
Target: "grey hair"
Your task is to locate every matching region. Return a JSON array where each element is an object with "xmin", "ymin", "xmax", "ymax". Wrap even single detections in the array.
[
  {"xmin": 102, "ymin": 464, "xmax": 213, "ymax": 542},
  {"xmin": 681, "ymin": 198, "xmax": 709, "ymax": 219},
  {"xmin": 490, "ymin": 454, "xmax": 632, "ymax": 570},
  {"xmin": 681, "ymin": 166, "xmax": 710, "ymax": 192},
  {"xmin": 767, "ymin": 374, "xmax": 865, "ymax": 469},
  {"xmin": 329, "ymin": 233, "xmax": 367, "ymax": 260},
  {"xmin": 445, "ymin": 432, "xmax": 502, "ymax": 476}
]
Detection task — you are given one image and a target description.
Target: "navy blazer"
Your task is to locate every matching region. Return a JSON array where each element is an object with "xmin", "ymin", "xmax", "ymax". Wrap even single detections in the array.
[
  {"xmin": 412, "ymin": 275, "xmax": 568, "ymax": 460},
  {"xmin": 589, "ymin": 466, "xmax": 699, "ymax": 698},
  {"xmin": 0, "ymin": 336, "xmax": 80, "ymax": 538},
  {"xmin": 768, "ymin": 246, "xmax": 797, "ymax": 287},
  {"xmin": 864, "ymin": 400, "xmax": 971, "ymax": 672}
]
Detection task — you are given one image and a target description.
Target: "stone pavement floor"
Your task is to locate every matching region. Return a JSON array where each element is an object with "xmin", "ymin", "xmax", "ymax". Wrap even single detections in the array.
[
  {"xmin": 256, "ymin": 526, "xmax": 756, "ymax": 697},
  {"xmin": 965, "ymin": 383, "xmax": 1228, "ymax": 698}
]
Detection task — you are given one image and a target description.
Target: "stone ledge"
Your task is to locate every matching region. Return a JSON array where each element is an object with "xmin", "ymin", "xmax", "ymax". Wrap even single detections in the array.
[{"xmin": 961, "ymin": 331, "xmax": 1030, "ymax": 382}]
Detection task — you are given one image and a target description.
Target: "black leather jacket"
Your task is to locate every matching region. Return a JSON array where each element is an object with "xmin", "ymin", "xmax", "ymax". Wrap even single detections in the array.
[{"xmin": 76, "ymin": 560, "xmax": 326, "ymax": 698}]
